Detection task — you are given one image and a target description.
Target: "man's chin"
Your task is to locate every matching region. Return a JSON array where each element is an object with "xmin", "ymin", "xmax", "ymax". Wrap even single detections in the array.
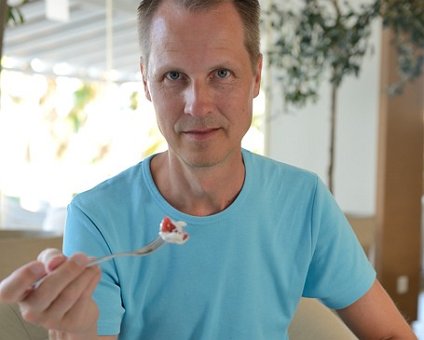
[
  {"xmin": 178, "ymin": 148, "xmax": 238, "ymax": 170},
  {"xmin": 182, "ymin": 156, "xmax": 223, "ymax": 169}
]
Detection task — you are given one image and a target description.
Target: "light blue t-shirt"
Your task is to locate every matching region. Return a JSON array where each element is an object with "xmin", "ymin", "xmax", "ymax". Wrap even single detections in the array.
[{"xmin": 64, "ymin": 149, "xmax": 375, "ymax": 339}]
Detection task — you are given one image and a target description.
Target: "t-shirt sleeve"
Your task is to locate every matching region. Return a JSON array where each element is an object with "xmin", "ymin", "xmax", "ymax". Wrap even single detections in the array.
[
  {"xmin": 63, "ymin": 199, "xmax": 124, "ymax": 336},
  {"xmin": 302, "ymin": 178, "xmax": 376, "ymax": 309}
]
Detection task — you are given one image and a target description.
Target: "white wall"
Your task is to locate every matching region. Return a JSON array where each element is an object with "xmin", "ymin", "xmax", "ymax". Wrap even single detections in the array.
[{"xmin": 264, "ymin": 17, "xmax": 382, "ymax": 216}]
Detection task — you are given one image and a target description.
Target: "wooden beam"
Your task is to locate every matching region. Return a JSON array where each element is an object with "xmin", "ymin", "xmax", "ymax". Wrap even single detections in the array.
[{"xmin": 375, "ymin": 28, "xmax": 424, "ymax": 322}]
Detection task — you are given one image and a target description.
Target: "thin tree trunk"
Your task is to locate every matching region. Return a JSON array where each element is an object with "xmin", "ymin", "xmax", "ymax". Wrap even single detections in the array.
[
  {"xmin": 0, "ymin": 0, "xmax": 7, "ymax": 74},
  {"xmin": 328, "ymin": 82, "xmax": 338, "ymax": 193}
]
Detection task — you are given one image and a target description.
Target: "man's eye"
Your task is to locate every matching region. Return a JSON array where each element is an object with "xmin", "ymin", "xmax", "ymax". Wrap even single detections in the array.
[
  {"xmin": 215, "ymin": 69, "xmax": 230, "ymax": 79},
  {"xmin": 165, "ymin": 71, "xmax": 181, "ymax": 80}
]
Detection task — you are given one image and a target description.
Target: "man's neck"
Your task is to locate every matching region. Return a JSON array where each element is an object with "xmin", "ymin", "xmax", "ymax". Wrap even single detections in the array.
[{"xmin": 150, "ymin": 150, "xmax": 245, "ymax": 216}]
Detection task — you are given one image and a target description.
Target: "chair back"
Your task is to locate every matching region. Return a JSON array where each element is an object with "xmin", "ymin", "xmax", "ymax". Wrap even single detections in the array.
[{"xmin": 0, "ymin": 229, "xmax": 62, "ymax": 280}]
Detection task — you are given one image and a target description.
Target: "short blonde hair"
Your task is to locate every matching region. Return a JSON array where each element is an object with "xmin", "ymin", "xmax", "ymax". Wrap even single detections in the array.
[{"xmin": 137, "ymin": 0, "xmax": 261, "ymax": 71}]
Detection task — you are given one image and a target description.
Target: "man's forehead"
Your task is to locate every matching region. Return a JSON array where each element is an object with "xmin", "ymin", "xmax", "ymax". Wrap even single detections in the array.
[
  {"xmin": 149, "ymin": 16, "xmax": 245, "ymax": 62},
  {"xmin": 143, "ymin": 0, "xmax": 255, "ymax": 72},
  {"xmin": 151, "ymin": 0, "xmax": 239, "ymax": 25},
  {"xmin": 149, "ymin": 1, "xmax": 243, "ymax": 37}
]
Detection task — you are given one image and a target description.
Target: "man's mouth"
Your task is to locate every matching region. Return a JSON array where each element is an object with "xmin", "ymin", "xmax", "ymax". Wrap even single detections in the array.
[{"xmin": 182, "ymin": 128, "xmax": 221, "ymax": 140}]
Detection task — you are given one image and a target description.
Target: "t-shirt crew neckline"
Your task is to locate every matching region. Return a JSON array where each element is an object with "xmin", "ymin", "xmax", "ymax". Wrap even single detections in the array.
[{"xmin": 142, "ymin": 148, "xmax": 252, "ymax": 225}]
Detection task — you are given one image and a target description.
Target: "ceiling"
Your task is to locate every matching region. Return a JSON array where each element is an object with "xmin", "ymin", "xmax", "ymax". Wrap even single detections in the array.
[{"xmin": 3, "ymin": 0, "xmax": 142, "ymax": 82}]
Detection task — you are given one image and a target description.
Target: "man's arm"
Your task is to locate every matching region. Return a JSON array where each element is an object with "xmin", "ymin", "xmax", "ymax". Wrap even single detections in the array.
[{"xmin": 337, "ymin": 279, "xmax": 417, "ymax": 339}]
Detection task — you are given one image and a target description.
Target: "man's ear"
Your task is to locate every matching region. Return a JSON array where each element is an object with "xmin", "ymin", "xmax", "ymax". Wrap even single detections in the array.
[
  {"xmin": 140, "ymin": 58, "xmax": 152, "ymax": 101},
  {"xmin": 253, "ymin": 53, "xmax": 263, "ymax": 98}
]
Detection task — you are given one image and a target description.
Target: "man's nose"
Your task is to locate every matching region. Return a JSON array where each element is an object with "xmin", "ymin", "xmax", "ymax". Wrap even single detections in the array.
[{"xmin": 184, "ymin": 80, "xmax": 214, "ymax": 116}]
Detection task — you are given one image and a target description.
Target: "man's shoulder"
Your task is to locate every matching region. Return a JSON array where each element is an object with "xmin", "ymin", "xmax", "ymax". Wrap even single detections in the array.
[{"xmin": 244, "ymin": 149, "xmax": 318, "ymax": 185}]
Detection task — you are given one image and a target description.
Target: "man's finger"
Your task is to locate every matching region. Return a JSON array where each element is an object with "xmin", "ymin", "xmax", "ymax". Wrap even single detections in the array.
[
  {"xmin": 37, "ymin": 248, "xmax": 67, "ymax": 272},
  {"xmin": 37, "ymin": 248, "xmax": 62, "ymax": 263},
  {"xmin": 21, "ymin": 253, "xmax": 90, "ymax": 314},
  {"xmin": 0, "ymin": 261, "xmax": 46, "ymax": 303},
  {"xmin": 37, "ymin": 266, "xmax": 101, "ymax": 329}
]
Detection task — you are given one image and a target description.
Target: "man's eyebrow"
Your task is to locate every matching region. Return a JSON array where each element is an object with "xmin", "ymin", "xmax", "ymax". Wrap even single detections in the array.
[
  {"xmin": 208, "ymin": 61, "xmax": 241, "ymax": 73},
  {"xmin": 148, "ymin": 61, "xmax": 184, "ymax": 74},
  {"xmin": 210, "ymin": 62, "xmax": 235, "ymax": 69}
]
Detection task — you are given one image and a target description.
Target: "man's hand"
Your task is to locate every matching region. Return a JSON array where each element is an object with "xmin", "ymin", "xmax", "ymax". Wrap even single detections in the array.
[{"xmin": 0, "ymin": 249, "xmax": 101, "ymax": 337}]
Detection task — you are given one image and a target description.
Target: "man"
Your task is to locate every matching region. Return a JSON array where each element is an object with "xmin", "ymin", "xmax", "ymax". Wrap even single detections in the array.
[{"xmin": 0, "ymin": 0, "xmax": 417, "ymax": 339}]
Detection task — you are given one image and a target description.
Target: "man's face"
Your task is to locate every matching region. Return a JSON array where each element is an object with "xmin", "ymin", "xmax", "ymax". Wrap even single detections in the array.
[{"xmin": 142, "ymin": 0, "xmax": 262, "ymax": 168}]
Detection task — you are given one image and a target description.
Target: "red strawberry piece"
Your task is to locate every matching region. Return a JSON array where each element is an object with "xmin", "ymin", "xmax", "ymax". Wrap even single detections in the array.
[{"xmin": 161, "ymin": 217, "xmax": 176, "ymax": 233}]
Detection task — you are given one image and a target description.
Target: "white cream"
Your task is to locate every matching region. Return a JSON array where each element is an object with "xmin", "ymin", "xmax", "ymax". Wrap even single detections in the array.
[{"xmin": 159, "ymin": 218, "xmax": 189, "ymax": 245}]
